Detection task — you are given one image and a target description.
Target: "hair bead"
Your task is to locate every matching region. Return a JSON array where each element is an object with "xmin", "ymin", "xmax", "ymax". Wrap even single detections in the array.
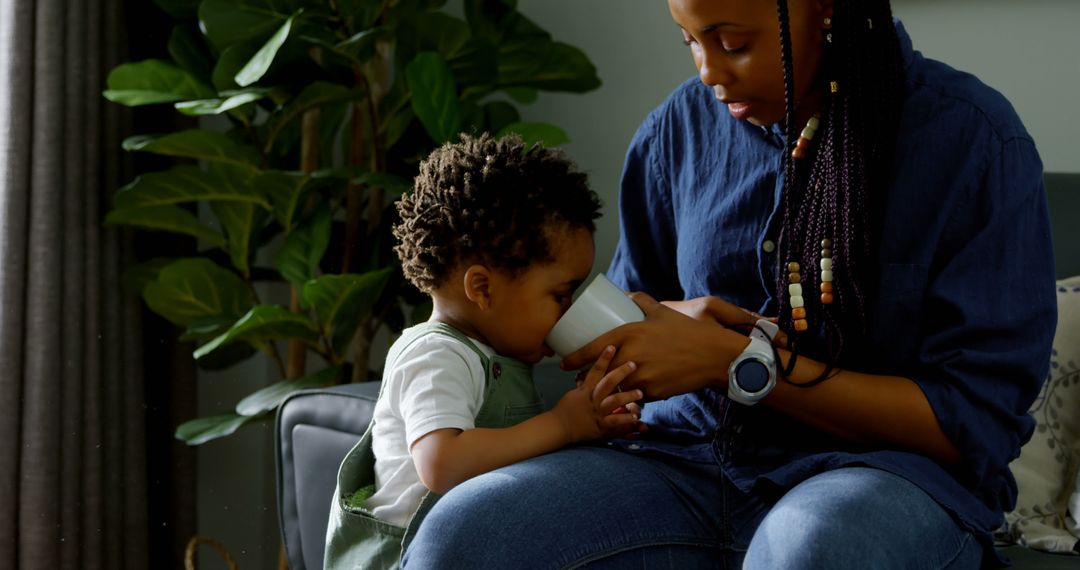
[{"xmin": 787, "ymin": 259, "xmax": 809, "ymax": 332}]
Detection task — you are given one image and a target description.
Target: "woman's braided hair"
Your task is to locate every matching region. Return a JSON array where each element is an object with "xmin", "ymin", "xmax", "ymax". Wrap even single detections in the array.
[
  {"xmin": 394, "ymin": 133, "xmax": 601, "ymax": 293},
  {"xmin": 775, "ymin": 0, "xmax": 904, "ymax": 376}
]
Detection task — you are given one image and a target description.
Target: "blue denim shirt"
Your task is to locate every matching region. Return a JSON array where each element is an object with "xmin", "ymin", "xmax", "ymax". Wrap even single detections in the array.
[{"xmin": 607, "ymin": 21, "xmax": 1056, "ymax": 554}]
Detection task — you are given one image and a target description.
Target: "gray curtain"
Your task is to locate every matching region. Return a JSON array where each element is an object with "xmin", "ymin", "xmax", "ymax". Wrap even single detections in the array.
[{"xmin": 0, "ymin": 0, "xmax": 150, "ymax": 568}]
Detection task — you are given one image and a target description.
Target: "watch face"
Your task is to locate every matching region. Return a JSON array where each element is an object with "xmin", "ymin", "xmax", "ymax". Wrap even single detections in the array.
[{"xmin": 734, "ymin": 359, "xmax": 770, "ymax": 393}]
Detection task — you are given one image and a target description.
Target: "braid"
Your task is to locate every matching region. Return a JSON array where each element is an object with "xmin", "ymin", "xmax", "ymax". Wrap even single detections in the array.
[
  {"xmin": 775, "ymin": 0, "xmax": 905, "ymax": 378},
  {"xmin": 774, "ymin": 0, "xmax": 800, "ymax": 333}
]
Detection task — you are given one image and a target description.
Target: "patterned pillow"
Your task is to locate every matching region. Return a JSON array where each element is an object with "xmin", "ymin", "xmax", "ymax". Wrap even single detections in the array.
[{"xmin": 999, "ymin": 276, "xmax": 1080, "ymax": 553}]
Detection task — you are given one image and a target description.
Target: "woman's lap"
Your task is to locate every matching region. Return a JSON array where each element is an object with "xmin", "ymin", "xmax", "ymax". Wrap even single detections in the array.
[
  {"xmin": 401, "ymin": 447, "xmax": 981, "ymax": 569},
  {"xmin": 744, "ymin": 467, "xmax": 983, "ymax": 569}
]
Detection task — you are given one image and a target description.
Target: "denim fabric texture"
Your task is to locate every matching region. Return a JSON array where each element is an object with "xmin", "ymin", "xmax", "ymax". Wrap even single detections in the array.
[{"xmin": 402, "ymin": 450, "xmax": 981, "ymax": 568}]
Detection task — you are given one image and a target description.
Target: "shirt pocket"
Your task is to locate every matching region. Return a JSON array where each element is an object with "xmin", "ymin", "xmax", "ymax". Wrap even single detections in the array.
[{"xmin": 868, "ymin": 263, "xmax": 929, "ymax": 368}]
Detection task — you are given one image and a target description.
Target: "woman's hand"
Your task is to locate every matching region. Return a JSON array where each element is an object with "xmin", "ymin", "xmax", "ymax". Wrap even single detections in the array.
[
  {"xmin": 662, "ymin": 296, "xmax": 787, "ymax": 347},
  {"xmin": 550, "ymin": 345, "xmax": 643, "ymax": 443},
  {"xmin": 561, "ymin": 293, "xmax": 751, "ymax": 401}
]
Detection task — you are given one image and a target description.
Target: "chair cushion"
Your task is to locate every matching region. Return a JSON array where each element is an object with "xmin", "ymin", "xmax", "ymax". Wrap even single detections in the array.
[
  {"xmin": 1000, "ymin": 276, "xmax": 1080, "ymax": 553},
  {"xmin": 276, "ymin": 383, "xmax": 380, "ymax": 570}
]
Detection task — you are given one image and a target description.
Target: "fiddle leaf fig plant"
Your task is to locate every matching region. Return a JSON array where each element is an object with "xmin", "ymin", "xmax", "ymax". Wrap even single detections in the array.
[{"xmin": 105, "ymin": 0, "xmax": 600, "ymax": 445}]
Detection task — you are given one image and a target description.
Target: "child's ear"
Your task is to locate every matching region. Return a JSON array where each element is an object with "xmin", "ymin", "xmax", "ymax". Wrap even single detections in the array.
[{"xmin": 462, "ymin": 265, "xmax": 493, "ymax": 310}]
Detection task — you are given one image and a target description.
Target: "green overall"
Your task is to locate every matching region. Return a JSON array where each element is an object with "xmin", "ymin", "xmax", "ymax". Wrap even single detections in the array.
[{"xmin": 324, "ymin": 322, "xmax": 544, "ymax": 570}]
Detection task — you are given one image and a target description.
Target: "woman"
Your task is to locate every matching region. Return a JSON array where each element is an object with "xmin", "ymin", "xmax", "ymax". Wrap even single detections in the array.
[{"xmin": 402, "ymin": 0, "xmax": 1055, "ymax": 568}]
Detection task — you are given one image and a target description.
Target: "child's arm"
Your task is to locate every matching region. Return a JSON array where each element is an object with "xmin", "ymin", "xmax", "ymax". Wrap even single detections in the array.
[{"xmin": 410, "ymin": 346, "xmax": 640, "ymax": 495}]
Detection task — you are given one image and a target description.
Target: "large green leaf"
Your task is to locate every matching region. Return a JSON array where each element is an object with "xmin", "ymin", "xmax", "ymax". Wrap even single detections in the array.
[
  {"xmin": 480, "ymin": 100, "xmax": 520, "ymax": 133},
  {"xmin": 143, "ymin": 258, "xmax": 254, "ymax": 327},
  {"xmin": 303, "ymin": 268, "xmax": 393, "ymax": 354},
  {"xmin": 263, "ymin": 82, "xmax": 364, "ymax": 154},
  {"xmin": 353, "ymin": 172, "xmax": 411, "ymax": 197},
  {"xmin": 398, "ymin": 13, "xmax": 496, "ymax": 92},
  {"xmin": 182, "ymin": 315, "xmax": 244, "ymax": 341},
  {"xmin": 210, "ymin": 201, "xmax": 262, "ymax": 278},
  {"xmin": 175, "ymin": 89, "xmax": 269, "ymax": 116},
  {"xmin": 273, "ymin": 203, "xmax": 332, "ymax": 288},
  {"xmin": 122, "ymin": 257, "xmax": 175, "ymax": 295},
  {"xmin": 329, "ymin": 27, "xmax": 390, "ymax": 64},
  {"xmin": 385, "ymin": 0, "xmax": 449, "ymax": 27},
  {"xmin": 499, "ymin": 40, "xmax": 601, "ymax": 93},
  {"xmin": 235, "ymin": 365, "xmax": 341, "ymax": 416},
  {"xmin": 106, "ymin": 205, "xmax": 227, "ymax": 247},
  {"xmin": 496, "ymin": 122, "xmax": 569, "ymax": 148},
  {"xmin": 304, "ymin": 269, "xmax": 392, "ymax": 330},
  {"xmin": 211, "ymin": 41, "xmax": 262, "ymax": 92},
  {"xmin": 406, "ymin": 52, "xmax": 461, "ymax": 144},
  {"xmin": 464, "ymin": 0, "xmax": 530, "ymax": 44},
  {"xmin": 176, "ymin": 413, "xmax": 259, "ymax": 445},
  {"xmin": 335, "ymin": 0, "xmax": 383, "ymax": 33},
  {"xmin": 399, "ymin": 12, "xmax": 470, "ymax": 60},
  {"xmin": 110, "ymin": 166, "xmax": 267, "ymax": 212},
  {"xmin": 199, "ymin": 0, "xmax": 299, "ymax": 52},
  {"xmin": 122, "ymin": 130, "xmax": 263, "ymax": 168},
  {"xmin": 255, "ymin": 170, "xmax": 310, "ymax": 230},
  {"xmin": 103, "ymin": 60, "xmax": 214, "ymax": 106},
  {"xmin": 450, "ymin": 39, "xmax": 498, "ymax": 95},
  {"xmin": 193, "ymin": 305, "xmax": 320, "ymax": 360},
  {"xmin": 168, "ymin": 25, "xmax": 214, "ymax": 84},
  {"xmin": 235, "ymin": 12, "xmax": 297, "ymax": 87}
]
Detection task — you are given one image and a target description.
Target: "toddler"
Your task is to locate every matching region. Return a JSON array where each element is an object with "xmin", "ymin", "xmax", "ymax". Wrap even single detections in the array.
[{"xmin": 324, "ymin": 133, "xmax": 641, "ymax": 569}]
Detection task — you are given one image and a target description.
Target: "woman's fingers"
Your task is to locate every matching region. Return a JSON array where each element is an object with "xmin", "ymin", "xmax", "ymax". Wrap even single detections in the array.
[{"xmin": 627, "ymin": 291, "xmax": 662, "ymax": 314}]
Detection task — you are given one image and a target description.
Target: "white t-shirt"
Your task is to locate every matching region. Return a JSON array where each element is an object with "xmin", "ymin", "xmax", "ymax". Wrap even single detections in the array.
[{"xmin": 364, "ymin": 326, "xmax": 495, "ymax": 527}]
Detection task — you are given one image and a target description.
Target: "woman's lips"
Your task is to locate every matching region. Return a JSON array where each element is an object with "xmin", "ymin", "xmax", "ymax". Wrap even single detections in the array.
[{"xmin": 725, "ymin": 101, "xmax": 752, "ymax": 120}]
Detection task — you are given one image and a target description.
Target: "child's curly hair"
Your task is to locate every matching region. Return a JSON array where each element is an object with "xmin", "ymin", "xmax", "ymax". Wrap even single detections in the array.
[{"xmin": 394, "ymin": 133, "xmax": 601, "ymax": 293}]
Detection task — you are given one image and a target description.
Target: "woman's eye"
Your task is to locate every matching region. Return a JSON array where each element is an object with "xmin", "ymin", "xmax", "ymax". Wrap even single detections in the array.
[
  {"xmin": 680, "ymin": 31, "xmax": 696, "ymax": 46},
  {"xmin": 720, "ymin": 34, "xmax": 749, "ymax": 55}
]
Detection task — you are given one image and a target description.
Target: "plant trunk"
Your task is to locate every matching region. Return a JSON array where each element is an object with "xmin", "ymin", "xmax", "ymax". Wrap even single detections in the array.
[
  {"xmin": 285, "ymin": 101, "xmax": 322, "ymax": 379},
  {"xmin": 341, "ymin": 96, "xmax": 366, "ymax": 275},
  {"xmin": 350, "ymin": 318, "xmax": 372, "ymax": 383}
]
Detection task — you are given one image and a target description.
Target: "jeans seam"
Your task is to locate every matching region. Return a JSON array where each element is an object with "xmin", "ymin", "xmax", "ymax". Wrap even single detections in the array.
[
  {"xmin": 562, "ymin": 537, "xmax": 727, "ymax": 569},
  {"xmin": 938, "ymin": 532, "xmax": 974, "ymax": 570}
]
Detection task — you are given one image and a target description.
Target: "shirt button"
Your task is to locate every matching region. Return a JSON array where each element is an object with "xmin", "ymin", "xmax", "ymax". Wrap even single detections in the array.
[
  {"xmin": 762, "ymin": 240, "xmax": 776, "ymax": 253},
  {"xmin": 492, "ymin": 363, "xmax": 502, "ymax": 378}
]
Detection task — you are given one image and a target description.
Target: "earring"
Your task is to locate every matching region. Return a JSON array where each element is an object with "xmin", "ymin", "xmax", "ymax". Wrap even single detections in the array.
[{"xmin": 824, "ymin": 17, "xmax": 833, "ymax": 43}]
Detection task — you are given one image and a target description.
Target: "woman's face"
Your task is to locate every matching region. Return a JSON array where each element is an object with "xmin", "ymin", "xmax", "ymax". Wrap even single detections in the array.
[{"xmin": 668, "ymin": 0, "xmax": 831, "ymax": 127}]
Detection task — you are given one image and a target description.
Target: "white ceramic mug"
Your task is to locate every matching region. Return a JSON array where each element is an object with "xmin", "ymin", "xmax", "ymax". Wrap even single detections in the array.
[{"xmin": 545, "ymin": 273, "xmax": 645, "ymax": 357}]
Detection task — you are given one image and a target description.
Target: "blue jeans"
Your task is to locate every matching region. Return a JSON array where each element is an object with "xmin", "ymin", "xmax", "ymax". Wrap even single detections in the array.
[{"xmin": 402, "ymin": 447, "xmax": 983, "ymax": 569}]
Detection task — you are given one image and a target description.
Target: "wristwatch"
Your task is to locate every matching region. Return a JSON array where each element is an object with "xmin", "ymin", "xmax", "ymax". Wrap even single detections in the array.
[{"xmin": 727, "ymin": 319, "xmax": 779, "ymax": 405}]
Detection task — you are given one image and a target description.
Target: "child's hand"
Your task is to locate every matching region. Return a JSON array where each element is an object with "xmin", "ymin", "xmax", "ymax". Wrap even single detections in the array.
[{"xmin": 551, "ymin": 345, "xmax": 642, "ymax": 444}]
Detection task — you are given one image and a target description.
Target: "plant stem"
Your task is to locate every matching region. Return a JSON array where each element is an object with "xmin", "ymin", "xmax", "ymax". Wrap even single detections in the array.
[
  {"xmin": 341, "ymin": 68, "xmax": 369, "ymax": 274},
  {"xmin": 285, "ymin": 47, "xmax": 324, "ymax": 380},
  {"xmin": 265, "ymin": 340, "xmax": 288, "ymax": 379},
  {"xmin": 286, "ymin": 289, "xmax": 307, "ymax": 379},
  {"xmin": 359, "ymin": 70, "xmax": 386, "ymax": 238},
  {"xmin": 350, "ymin": 319, "xmax": 372, "ymax": 383}
]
